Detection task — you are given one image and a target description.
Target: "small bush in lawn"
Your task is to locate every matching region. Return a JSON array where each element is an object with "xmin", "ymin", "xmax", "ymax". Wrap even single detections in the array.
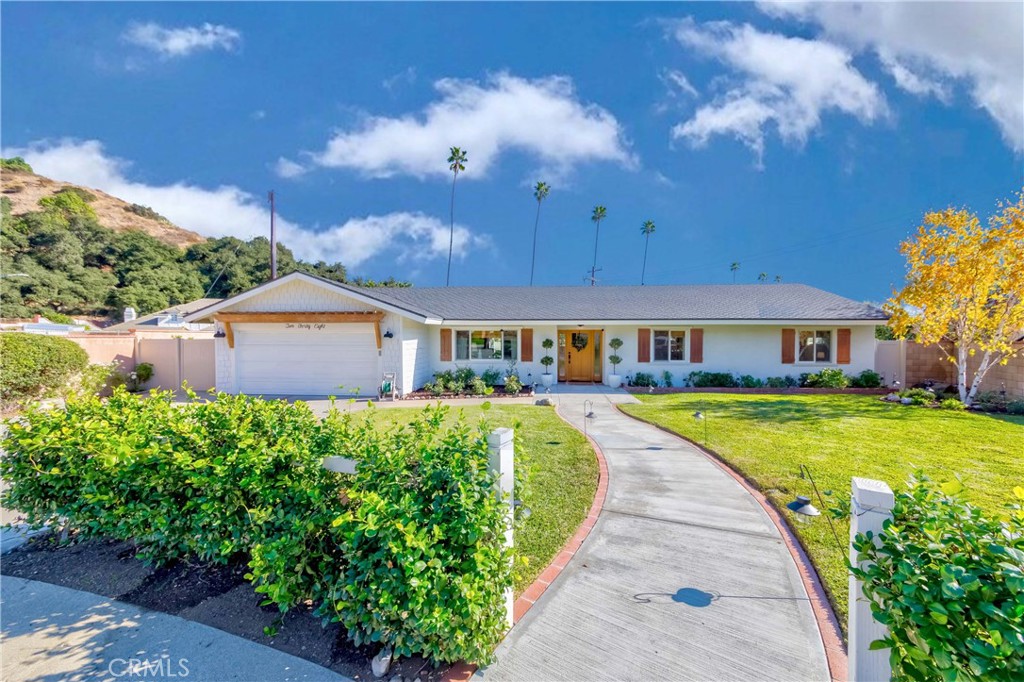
[
  {"xmin": 1007, "ymin": 400, "xmax": 1024, "ymax": 415},
  {"xmin": 630, "ymin": 372, "xmax": 657, "ymax": 387},
  {"xmin": 849, "ymin": 369, "xmax": 883, "ymax": 388},
  {"xmin": 688, "ymin": 371, "xmax": 737, "ymax": 388},
  {"xmin": 503, "ymin": 374, "xmax": 523, "ymax": 394},
  {"xmin": 939, "ymin": 398, "xmax": 966, "ymax": 411},
  {"xmin": 0, "ymin": 332, "xmax": 89, "ymax": 405},
  {"xmin": 852, "ymin": 476, "xmax": 1024, "ymax": 682},
  {"xmin": 802, "ymin": 368, "xmax": 849, "ymax": 389}
]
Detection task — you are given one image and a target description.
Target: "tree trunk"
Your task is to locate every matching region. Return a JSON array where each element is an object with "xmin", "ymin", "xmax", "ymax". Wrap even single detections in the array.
[
  {"xmin": 530, "ymin": 201, "xmax": 541, "ymax": 286},
  {"xmin": 446, "ymin": 171, "xmax": 458, "ymax": 286},
  {"xmin": 966, "ymin": 349, "xmax": 996, "ymax": 405},
  {"xmin": 641, "ymin": 235, "xmax": 650, "ymax": 285},
  {"xmin": 957, "ymin": 344, "xmax": 969, "ymax": 403}
]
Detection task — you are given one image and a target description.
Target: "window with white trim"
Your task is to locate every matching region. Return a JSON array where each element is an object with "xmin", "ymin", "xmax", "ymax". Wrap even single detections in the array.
[
  {"xmin": 797, "ymin": 329, "xmax": 832, "ymax": 363},
  {"xmin": 652, "ymin": 329, "xmax": 687, "ymax": 362},
  {"xmin": 454, "ymin": 329, "xmax": 518, "ymax": 361}
]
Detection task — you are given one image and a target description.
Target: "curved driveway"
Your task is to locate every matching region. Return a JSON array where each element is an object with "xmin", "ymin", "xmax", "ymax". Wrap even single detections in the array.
[{"xmin": 477, "ymin": 387, "xmax": 829, "ymax": 682}]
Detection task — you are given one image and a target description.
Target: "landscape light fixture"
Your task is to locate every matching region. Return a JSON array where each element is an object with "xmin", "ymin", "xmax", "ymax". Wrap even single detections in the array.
[
  {"xmin": 514, "ymin": 499, "xmax": 532, "ymax": 520},
  {"xmin": 583, "ymin": 400, "xmax": 596, "ymax": 437},
  {"xmin": 692, "ymin": 407, "xmax": 708, "ymax": 444},
  {"xmin": 787, "ymin": 464, "xmax": 844, "ymax": 553}
]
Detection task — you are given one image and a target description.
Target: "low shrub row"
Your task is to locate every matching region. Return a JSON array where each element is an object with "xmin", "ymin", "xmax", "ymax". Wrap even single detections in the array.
[
  {"xmin": 853, "ymin": 477, "xmax": 1024, "ymax": 681},
  {"xmin": 886, "ymin": 388, "xmax": 1024, "ymax": 414},
  {"xmin": 626, "ymin": 368, "xmax": 884, "ymax": 390},
  {"xmin": 0, "ymin": 389, "xmax": 514, "ymax": 664},
  {"xmin": 421, "ymin": 365, "xmax": 524, "ymax": 397}
]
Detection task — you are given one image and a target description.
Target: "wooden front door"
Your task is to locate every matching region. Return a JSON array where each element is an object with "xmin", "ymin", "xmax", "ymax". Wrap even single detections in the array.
[{"xmin": 561, "ymin": 330, "xmax": 601, "ymax": 382}]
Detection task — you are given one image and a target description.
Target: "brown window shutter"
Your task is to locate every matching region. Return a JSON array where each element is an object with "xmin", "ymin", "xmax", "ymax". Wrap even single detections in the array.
[
  {"xmin": 637, "ymin": 328, "xmax": 651, "ymax": 363},
  {"xmin": 520, "ymin": 328, "xmax": 533, "ymax": 362},
  {"xmin": 781, "ymin": 328, "xmax": 795, "ymax": 364},
  {"xmin": 690, "ymin": 328, "xmax": 704, "ymax": 363},
  {"xmin": 837, "ymin": 328, "xmax": 851, "ymax": 364},
  {"xmin": 440, "ymin": 329, "xmax": 452, "ymax": 362}
]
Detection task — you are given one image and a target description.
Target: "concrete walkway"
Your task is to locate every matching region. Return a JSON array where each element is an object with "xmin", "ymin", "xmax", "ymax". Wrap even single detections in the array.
[
  {"xmin": 1, "ymin": 576, "xmax": 352, "ymax": 682},
  {"xmin": 476, "ymin": 386, "xmax": 829, "ymax": 682}
]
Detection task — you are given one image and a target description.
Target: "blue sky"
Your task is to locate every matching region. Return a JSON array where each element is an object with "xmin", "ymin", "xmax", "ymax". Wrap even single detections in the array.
[{"xmin": 3, "ymin": 2, "xmax": 1022, "ymax": 301}]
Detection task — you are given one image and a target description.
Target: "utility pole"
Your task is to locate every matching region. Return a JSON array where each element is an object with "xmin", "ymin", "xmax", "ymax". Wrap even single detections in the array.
[{"xmin": 268, "ymin": 190, "xmax": 277, "ymax": 280}]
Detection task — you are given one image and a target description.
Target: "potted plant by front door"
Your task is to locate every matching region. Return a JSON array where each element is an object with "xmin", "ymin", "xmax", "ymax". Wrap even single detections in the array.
[
  {"xmin": 540, "ymin": 338, "xmax": 555, "ymax": 387},
  {"xmin": 608, "ymin": 338, "xmax": 624, "ymax": 388}
]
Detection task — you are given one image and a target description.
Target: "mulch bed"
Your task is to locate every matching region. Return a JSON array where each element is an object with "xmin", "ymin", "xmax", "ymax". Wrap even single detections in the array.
[
  {"xmin": 1, "ymin": 533, "xmax": 454, "ymax": 681},
  {"xmin": 624, "ymin": 387, "xmax": 891, "ymax": 395}
]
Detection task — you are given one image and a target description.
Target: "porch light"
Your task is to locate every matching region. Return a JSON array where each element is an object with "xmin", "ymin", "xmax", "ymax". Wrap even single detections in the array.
[
  {"xmin": 214, "ymin": 330, "xmax": 226, "ymax": 338},
  {"xmin": 383, "ymin": 329, "xmax": 394, "ymax": 339}
]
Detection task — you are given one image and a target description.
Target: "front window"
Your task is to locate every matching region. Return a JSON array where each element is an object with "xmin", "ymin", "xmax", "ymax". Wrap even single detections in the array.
[
  {"xmin": 455, "ymin": 329, "xmax": 518, "ymax": 361},
  {"xmin": 798, "ymin": 329, "xmax": 832, "ymax": 363},
  {"xmin": 653, "ymin": 330, "xmax": 686, "ymax": 362}
]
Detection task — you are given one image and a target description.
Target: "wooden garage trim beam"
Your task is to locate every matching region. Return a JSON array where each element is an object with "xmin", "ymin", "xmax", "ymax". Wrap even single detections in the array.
[{"xmin": 214, "ymin": 311, "xmax": 386, "ymax": 349}]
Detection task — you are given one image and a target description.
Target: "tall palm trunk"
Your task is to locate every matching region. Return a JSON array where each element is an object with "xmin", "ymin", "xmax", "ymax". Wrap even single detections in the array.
[
  {"xmin": 590, "ymin": 221, "xmax": 600, "ymax": 287},
  {"xmin": 530, "ymin": 200, "xmax": 542, "ymax": 285},
  {"xmin": 641, "ymin": 233, "xmax": 650, "ymax": 285},
  {"xmin": 446, "ymin": 170, "xmax": 458, "ymax": 286}
]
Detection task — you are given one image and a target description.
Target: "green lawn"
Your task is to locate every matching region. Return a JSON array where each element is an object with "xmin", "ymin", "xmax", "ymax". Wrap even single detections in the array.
[
  {"xmin": 620, "ymin": 394, "xmax": 1024, "ymax": 622},
  {"xmin": 354, "ymin": 403, "xmax": 599, "ymax": 594}
]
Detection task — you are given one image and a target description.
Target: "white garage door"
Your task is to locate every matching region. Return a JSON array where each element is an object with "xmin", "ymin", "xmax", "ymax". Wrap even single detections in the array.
[{"xmin": 235, "ymin": 323, "xmax": 379, "ymax": 396}]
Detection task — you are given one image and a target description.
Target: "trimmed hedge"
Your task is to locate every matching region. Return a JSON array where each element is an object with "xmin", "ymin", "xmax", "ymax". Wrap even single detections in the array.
[
  {"xmin": 853, "ymin": 477, "xmax": 1024, "ymax": 681},
  {"xmin": 0, "ymin": 389, "xmax": 513, "ymax": 664},
  {"xmin": 0, "ymin": 332, "xmax": 88, "ymax": 404}
]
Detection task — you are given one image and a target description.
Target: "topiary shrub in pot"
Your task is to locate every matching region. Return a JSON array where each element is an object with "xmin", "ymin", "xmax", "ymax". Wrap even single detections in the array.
[
  {"xmin": 540, "ymin": 338, "xmax": 555, "ymax": 387},
  {"xmin": 607, "ymin": 338, "xmax": 624, "ymax": 388}
]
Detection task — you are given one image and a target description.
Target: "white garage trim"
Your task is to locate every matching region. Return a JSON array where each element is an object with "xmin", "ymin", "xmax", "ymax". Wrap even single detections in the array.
[{"xmin": 233, "ymin": 323, "xmax": 380, "ymax": 396}]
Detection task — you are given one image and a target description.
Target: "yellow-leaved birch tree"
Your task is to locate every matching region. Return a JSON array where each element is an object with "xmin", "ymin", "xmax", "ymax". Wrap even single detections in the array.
[{"xmin": 886, "ymin": 191, "xmax": 1024, "ymax": 405}]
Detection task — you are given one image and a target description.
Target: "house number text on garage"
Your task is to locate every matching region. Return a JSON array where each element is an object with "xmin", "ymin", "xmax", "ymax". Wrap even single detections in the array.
[{"xmin": 285, "ymin": 323, "xmax": 327, "ymax": 330}]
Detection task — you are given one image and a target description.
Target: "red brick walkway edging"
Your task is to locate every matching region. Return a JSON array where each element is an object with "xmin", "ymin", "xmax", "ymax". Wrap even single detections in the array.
[
  {"xmin": 441, "ymin": 405, "xmax": 611, "ymax": 682},
  {"xmin": 615, "ymin": 405, "xmax": 848, "ymax": 682}
]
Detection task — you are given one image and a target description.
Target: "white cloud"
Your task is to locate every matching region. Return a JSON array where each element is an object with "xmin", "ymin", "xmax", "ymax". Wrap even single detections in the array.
[
  {"xmin": 760, "ymin": 1, "xmax": 1024, "ymax": 150},
  {"xmin": 311, "ymin": 72, "xmax": 635, "ymax": 179},
  {"xmin": 877, "ymin": 52, "xmax": 950, "ymax": 101},
  {"xmin": 122, "ymin": 22, "xmax": 241, "ymax": 58},
  {"xmin": 273, "ymin": 157, "xmax": 308, "ymax": 179},
  {"xmin": 6, "ymin": 139, "xmax": 485, "ymax": 269},
  {"xmin": 382, "ymin": 66, "xmax": 417, "ymax": 92},
  {"xmin": 670, "ymin": 18, "xmax": 887, "ymax": 165},
  {"xmin": 662, "ymin": 69, "xmax": 699, "ymax": 98}
]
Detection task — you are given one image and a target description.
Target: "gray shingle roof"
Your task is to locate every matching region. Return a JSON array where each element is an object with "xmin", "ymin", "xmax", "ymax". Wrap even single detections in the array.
[
  {"xmin": 104, "ymin": 298, "xmax": 223, "ymax": 331},
  {"xmin": 354, "ymin": 283, "xmax": 887, "ymax": 322}
]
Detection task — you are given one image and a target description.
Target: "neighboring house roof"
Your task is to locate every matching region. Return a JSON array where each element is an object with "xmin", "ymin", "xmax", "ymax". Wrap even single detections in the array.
[
  {"xmin": 186, "ymin": 272, "xmax": 887, "ymax": 323},
  {"xmin": 105, "ymin": 298, "xmax": 223, "ymax": 332}
]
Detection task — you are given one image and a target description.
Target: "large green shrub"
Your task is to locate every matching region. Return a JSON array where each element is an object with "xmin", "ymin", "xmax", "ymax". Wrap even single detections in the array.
[
  {"xmin": 325, "ymin": 406, "xmax": 512, "ymax": 663},
  {"xmin": 849, "ymin": 369, "xmax": 884, "ymax": 388},
  {"xmin": 0, "ymin": 332, "xmax": 89, "ymax": 404},
  {"xmin": 852, "ymin": 477, "xmax": 1024, "ymax": 682},
  {"xmin": 802, "ymin": 368, "xmax": 849, "ymax": 388},
  {"xmin": 0, "ymin": 390, "xmax": 512, "ymax": 665}
]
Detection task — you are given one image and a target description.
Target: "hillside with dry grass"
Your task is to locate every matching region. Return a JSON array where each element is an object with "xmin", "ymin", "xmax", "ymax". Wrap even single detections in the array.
[{"xmin": 2, "ymin": 168, "xmax": 205, "ymax": 249}]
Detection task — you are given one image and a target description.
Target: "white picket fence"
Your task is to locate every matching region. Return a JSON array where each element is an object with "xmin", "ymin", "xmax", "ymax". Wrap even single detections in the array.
[{"xmin": 848, "ymin": 478, "xmax": 895, "ymax": 682}]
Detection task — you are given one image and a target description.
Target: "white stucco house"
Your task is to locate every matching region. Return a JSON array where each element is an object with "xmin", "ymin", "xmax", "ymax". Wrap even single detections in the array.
[{"xmin": 184, "ymin": 272, "xmax": 888, "ymax": 396}]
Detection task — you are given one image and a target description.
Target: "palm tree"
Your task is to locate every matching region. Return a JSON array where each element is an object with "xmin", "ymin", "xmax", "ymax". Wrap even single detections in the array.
[
  {"xmin": 774, "ymin": 275, "xmax": 783, "ymax": 283},
  {"xmin": 445, "ymin": 147, "xmax": 467, "ymax": 286},
  {"xmin": 589, "ymin": 205, "xmax": 607, "ymax": 286},
  {"xmin": 640, "ymin": 220, "xmax": 656, "ymax": 286},
  {"xmin": 758, "ymin": 272, "xmax": 768, "ymax": 283},
  {"xmin": 730, "ymin": 262, "xmax": 740, "ymax": 283},
  {"xmin": 529, "ymin": 181, "xmax": 550, "ymax": 286}
]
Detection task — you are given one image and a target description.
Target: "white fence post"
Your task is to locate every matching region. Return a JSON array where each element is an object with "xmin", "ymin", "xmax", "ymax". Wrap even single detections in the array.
[
  {"xmin": 488, "ymin": 427, "xmax": 515, "ymax": 630},
  {"xmin": 849, "ymin": 477, "xmax": 895, "ymax": 682}
]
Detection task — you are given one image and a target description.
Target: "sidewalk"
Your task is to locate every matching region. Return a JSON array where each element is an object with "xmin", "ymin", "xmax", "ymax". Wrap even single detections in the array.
[
  {"xmin": 1, "ymin": 576, "xmax": 351, "ymax": 682},
  {"xmin": 476, "ymin": 386, "xmax": 830, "ymax": 681}
]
